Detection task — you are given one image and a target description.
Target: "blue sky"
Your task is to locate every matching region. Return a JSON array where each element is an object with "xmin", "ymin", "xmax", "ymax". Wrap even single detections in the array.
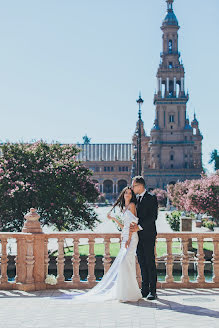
[{"xmin": 0, "ymin": 0, "xmax": 218, "ymax": 172}]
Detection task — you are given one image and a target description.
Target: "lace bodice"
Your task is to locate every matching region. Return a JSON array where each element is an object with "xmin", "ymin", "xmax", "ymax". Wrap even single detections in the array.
[{"xmin": 121, "ymin": 209, "xmax": 139, "ymax": 242}]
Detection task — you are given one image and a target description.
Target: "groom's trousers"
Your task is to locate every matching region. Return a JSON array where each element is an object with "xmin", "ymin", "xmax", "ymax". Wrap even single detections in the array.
[{"xmin": 136, "ymin": 235, "xmax": 157, "ymax": 294}]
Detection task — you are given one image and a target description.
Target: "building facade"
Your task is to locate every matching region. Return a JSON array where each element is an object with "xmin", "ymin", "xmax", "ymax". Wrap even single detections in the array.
[{"xmin": 76, "ymin": 0, "xmax": 203, "ymax": 199}]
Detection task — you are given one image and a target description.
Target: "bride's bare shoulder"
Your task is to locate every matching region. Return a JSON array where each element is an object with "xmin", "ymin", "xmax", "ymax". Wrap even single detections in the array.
[{"xmin": 128, "ymin": 202, "xmax": 137, "ymax": 215}]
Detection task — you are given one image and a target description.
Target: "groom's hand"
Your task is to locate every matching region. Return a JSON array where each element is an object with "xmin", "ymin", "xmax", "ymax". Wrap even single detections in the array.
[{"xmin": 130, "ymin": 223, "xmax": 140, "ymax": 232}]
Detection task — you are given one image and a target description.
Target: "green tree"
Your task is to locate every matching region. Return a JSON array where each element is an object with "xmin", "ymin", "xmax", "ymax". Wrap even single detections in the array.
[
  {"xmin": 209, "ymin": 149, "xmax": 219, "ymax": 171},
  {"xmin": 0, "ymin": 141, "xmax": 100, "ymax": 231}
]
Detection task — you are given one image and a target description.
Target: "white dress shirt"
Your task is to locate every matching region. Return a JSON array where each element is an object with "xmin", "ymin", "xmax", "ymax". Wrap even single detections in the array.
[
  {"xmin": 137, "ymin": 189, "xmax": 147, "ymax": 231},
  {"xmin": 138, "ymin": 189, "xmax": 147, "ymax": 200}
]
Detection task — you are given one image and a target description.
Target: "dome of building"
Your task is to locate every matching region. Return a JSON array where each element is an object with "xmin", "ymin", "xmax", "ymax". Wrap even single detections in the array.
[
  {"xmin": 163, "ymin": 11, "xmax": 178, "ymax": 26},
  {"xmin": 162, "ymin": 0, "xmax": 179, "ymax": 27},
  {"xmin": 184, "ymin": 118, "xmax": 192, "ymax": 130}
]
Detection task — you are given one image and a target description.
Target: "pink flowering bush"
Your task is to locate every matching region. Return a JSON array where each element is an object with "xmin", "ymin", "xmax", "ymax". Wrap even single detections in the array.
[
  {"xmin": 0, "ymin": 141, "xmax": 100, "ymax": 231},
  {"xmin": 151, "ymin": 188, "xmax": 167, "ymax": 207},
  {"xmin": 167, "ymin": 171, "xmax": 219, "ymax": 225}
]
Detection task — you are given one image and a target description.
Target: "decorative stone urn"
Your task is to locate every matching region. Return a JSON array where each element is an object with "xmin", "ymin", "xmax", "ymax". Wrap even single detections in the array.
[{"xmin": 22, "ymin": 208, "xmax": 42, "ymax": 233}]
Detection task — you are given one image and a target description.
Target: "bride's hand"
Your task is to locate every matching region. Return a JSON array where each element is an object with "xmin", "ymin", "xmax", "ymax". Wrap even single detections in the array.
[
  {"xmin": 130, "ymin": 222, "xmax": 139, "ymax": 232},
  {"xmin": 125, "ymin": 240, "xmax": 130, "ymax": 249},
  {"xmin": 107, "ymin": 212, "xmax": 113, "ymax": 220}
]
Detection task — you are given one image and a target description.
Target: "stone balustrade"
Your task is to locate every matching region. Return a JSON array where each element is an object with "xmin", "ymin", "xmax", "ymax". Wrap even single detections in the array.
[
  {"xmin": 0, "ymin": 209, "xmax": 218, "ymax": 291},
  {"xmin": 0, "ymin": 231, "xmax": 219, "ymax": 291}
]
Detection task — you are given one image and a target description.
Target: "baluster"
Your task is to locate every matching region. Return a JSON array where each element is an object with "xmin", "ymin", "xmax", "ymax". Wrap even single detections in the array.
[
  {"xmin": 25, "ymin": 237, "xmax": 35, "ymax": 284},
  {"xmin": 119, "ymin": 237, "xmax": 122, "ymax": 248},
  {"xmin": 56, "ymin": 238, "xmax": 65, "ymax": 283},
  {"xmin": 197, "ymin": 237, "xmax": 205, "ymax": 284},
  {"xmin": 181, "ymin": 238, "xmax": 189, "ymax": 284},
  {"xmin": 44, "ymin": 237, "xmax": 49, "ymax": 278},
  {"xmin": 0, "ymin": 238, "xmax": 8, "ymax": 284},
  {"xmin": 103, "ymin": 237, "xmax": 111, "ymax": 274},
  {"xmin": 213, "ymin": 237, "xmax": 219, "ymax": 283},
  {"xmin": 165, "ymin": 237, "xmax": 174, "ymax": 283},
  {"xmin": 72, "ymin": 237, "xmax": 80, "ymax": 284},
  {"xmin": 87, "ymin": 237, "xmax": 96, "ymax": 284},
  {"xmin": 15, "ymin": 237, "xmax": 26, "ymax": 283}
]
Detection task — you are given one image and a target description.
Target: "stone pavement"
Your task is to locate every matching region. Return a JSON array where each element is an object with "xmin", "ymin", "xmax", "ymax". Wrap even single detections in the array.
[{"xmin": 0, "ymin": 289, "xmax": 219, "ymax": 328}]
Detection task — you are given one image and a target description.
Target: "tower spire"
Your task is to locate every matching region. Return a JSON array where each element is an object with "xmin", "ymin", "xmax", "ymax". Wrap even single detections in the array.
[{"xmin": 166, "ymin": 0, "xmax": 174, "ymax": 12}]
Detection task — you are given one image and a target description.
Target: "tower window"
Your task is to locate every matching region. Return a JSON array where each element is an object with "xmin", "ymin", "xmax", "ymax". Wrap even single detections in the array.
[
  {"xmin": 171, "ymin": 125, "xmax": 173, "ymax": 129},
  {"xmin": 171, "ymin": 164, "xmax": 174, "ymax": 169},
  {"xmin": 170, "ymin": 154, "xmax": 174, "ymax": 161},
  {"xmin": 169, "ymin": 40, "xmax": 173, "ymax": 53},
  {"xmin": 169, "ymin": 62, "xmax": 173, "ymax": 68},
  {"xmin": 185, "ymin": 162, "xmax": 188, "ymax": 168},
  {"xmin": 169, "ymin": 115, "xmax": 174, "ymax": 123}
]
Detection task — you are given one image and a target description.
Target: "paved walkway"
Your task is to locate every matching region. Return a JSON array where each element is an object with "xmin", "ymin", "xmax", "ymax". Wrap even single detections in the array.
[{"xmin": 0, "ymin": 289, "xmax": 219, "ymax": 328}]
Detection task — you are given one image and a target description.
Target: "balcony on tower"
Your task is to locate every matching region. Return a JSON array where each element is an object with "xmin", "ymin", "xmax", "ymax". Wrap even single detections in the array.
[{"xmin": 154, "ymin": 76, "xmax": 189, "ymax": 103}]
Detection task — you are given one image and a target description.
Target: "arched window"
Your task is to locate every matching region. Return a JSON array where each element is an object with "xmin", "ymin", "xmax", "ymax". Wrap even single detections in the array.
[
  {"xmin": 118, "ymin": 180, "xmax": 127, "ymax": 193},
  {"xmin": 169, "ymin": 40, "xmax": 173, "ymax": 53},
  {"xmin": 103, "ymin": 180, "xmax": 113, "ymax": 193},
  {"xmin": 169, "ymin": 114, "xmax": 174, "ymax": 122}
]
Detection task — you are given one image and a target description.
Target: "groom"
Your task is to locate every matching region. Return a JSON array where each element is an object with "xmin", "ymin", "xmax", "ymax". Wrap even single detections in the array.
[{"xmin": 130, "ymin": 176, "xmax": 158, "ymax": 300}]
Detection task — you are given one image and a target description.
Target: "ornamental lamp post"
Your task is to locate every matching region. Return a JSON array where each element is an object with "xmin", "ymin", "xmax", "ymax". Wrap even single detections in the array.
[{"xmin": 136, "ymin": 92, "xmax": 144, "ymax": 176}]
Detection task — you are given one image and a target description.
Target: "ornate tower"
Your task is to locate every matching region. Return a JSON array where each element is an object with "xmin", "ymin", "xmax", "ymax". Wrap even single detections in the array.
[{"xmin": 143, "ymin": 0, "xmax": 203, "ymax": 189}]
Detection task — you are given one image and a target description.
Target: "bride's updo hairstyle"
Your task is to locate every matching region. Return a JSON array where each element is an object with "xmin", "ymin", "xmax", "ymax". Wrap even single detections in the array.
[{"xmin": 110, "ymin": 186, "xmax": 137, "ymax": 212}]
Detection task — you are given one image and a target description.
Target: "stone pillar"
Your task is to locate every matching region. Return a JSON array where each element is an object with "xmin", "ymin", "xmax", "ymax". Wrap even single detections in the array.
[
  {"xmin": 22, "ymin": 208, "xmax": 45, "ymax": 290},
  {"xmin": 180, "ymin": 215, "xmax": 193, "ymax": 250},
  {"xmin": 157, "ymin": 78, "xmax": 160, "ymax": 92},
  {"xmin": 181, "ymin": 77, "xmax": 184, "ymax": 92},
  {"xmin": 174, "ymin": 77, "xmax": 176, "ymax": 96},
  {"xmin": 166, "ymin": 77, "xmax": 169, "ymax": 93}
]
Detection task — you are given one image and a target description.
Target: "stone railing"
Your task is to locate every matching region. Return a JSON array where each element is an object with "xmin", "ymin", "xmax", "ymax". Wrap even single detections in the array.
[{"xmin": 0, "ymin": 209, "xmax": 219, "ymax": 291}]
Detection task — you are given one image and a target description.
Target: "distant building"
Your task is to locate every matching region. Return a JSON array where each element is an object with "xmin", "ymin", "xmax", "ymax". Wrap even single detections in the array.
[{"xmin": 76, "ymin": 0, "xmax": 203, "ymax": 200}]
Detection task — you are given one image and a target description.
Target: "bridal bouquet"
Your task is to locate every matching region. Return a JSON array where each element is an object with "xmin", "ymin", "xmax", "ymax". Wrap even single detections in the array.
[
  {"xmin": 45, "ymin": 274, "xmax": 57, "ymax": 285},
  {"xmin": 114, "ymin": 215, "xmax": 123, "ymax": 231}
]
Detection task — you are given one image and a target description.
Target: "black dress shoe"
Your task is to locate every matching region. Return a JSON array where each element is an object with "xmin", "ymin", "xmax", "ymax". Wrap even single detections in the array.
[
  {"xmin": 146, "ymin": 292, "xmax": 157, "ymax": 300},
  {"xmin": 141, "ymin": 290, "xmax": 149, "ymax": 298}
]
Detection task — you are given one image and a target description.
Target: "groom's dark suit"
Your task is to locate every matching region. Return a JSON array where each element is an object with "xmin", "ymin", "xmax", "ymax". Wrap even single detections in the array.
[{"xmin": 136, "ymin": 191, "xmax": 158, "ymax": 295}]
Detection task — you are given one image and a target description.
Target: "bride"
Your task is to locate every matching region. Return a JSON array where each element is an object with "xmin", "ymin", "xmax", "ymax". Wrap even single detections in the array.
[{"xmin": 71, "ymin": 186, "xmax": 142, "ymax": 303}]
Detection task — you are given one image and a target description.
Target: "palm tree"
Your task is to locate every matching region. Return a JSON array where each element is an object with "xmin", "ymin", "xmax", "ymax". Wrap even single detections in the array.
[{"xmin": 209, "ymin": 149, "xmax": 219, "ymax": 170}]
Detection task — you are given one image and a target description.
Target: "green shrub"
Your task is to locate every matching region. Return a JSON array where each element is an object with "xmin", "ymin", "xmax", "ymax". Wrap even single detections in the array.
[
  {"xmin": 202, "ymin": 218, "xmax": 217, "ymax": 231},
  {"xmin": 166, "ymin": 211, "xmax": 181, "ymax": 232}
]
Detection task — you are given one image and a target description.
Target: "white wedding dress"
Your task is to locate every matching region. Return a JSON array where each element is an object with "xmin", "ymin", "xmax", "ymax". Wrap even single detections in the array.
[{"xmin": 70, "ymin": 209, "xmax": 142, "ymax": 303}]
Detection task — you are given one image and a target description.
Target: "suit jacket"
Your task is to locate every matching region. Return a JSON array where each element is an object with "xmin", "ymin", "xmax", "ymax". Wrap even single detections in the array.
[{"xmin": 136, "ymin": 191, "xmax": 158, "ymax": 240}]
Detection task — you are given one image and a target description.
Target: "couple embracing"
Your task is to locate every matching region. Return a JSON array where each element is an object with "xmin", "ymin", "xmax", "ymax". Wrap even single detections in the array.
[{"xmin": 73, "ymin": 175, "xmax": 158, "ymax": 303}]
